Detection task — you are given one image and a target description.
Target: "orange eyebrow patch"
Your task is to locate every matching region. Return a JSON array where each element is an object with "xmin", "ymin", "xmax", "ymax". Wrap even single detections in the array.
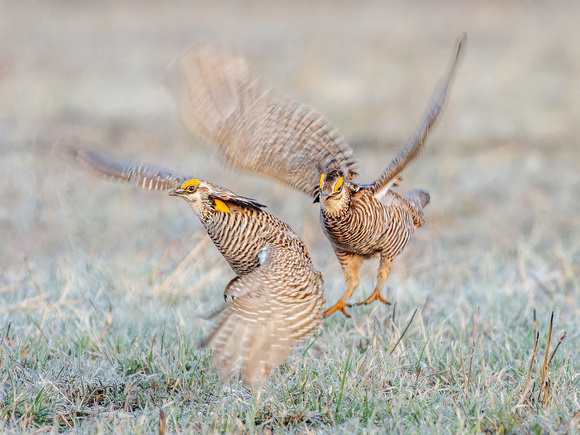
[
  {"xmin": 181, "ymin": 179, "xmax": 200, "ymax": 189},
  {"xmin": 320, "ymin": 173, "xmax": 325, "ymax": 190},
  {"xmin": 214, "ymin": 199, "xmax": 231, "ymax": 214},
  {"xmin": 333, "ymin": 177, "xmax": 343, "ymax": 192}
]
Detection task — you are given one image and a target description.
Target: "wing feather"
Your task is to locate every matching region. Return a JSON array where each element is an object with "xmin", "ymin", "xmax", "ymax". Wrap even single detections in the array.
[
  {"xmin": 61, "ymin": 144, "xmax": 185, "ymax": 191},
  {"xmin": 370, "ymin": 34, "xmax": 466, "ymax": 197},
  {"xmin": 202, "ymin": 243, "xmax": 325, "ymax": 384},
  {"xmin": 171, "ymin": 46, "xmax": 359, "ymax": 197}
]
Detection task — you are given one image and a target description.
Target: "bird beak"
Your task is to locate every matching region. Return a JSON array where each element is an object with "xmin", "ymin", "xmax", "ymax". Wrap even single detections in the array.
[{"xmin": 169, "ymin": 188, "xmax": 183, "ymax": 197}]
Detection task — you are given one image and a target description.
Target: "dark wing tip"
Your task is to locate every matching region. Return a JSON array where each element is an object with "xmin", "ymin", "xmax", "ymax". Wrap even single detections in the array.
[
  {"xmin": 457, "ymin": 33, "xmax": 467, "ymax": 55},
  {"xmin": 226, "ymin": 196, "xmax": 267, "ymax": 211},
  {"xmin": 369, "ymin": 34, "xmax": 466, "ymax": 195},
  {"xmin": 57, "ymin": 140, "xmax": 186, "ymax": 191},
  {"xmin": 56, "ymin": 140, "xmax": 131, "ymax": 181}
]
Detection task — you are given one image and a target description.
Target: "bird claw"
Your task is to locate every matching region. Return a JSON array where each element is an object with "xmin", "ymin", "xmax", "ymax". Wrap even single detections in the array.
[
  {"xmin": 355, "ymin": 291, "xmax": 391, "ymax": 306},
  {"xmin": 324, "ymin": 300, "xmax": 352, "ymax": 318}
]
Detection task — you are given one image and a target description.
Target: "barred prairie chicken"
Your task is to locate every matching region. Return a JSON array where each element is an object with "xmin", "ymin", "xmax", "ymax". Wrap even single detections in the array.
[
  {"xmin": 64, "ymin": 145, "xmax": 325, "ymax": 383},
  {"xmin": 167, "ymin": 35, "xmax": 465, "ymax": 317}
]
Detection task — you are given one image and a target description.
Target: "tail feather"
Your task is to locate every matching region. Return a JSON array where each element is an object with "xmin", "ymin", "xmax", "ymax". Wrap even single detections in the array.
[
  {"xmin": 404, "ymin": 189, "xmax": 430, "ymax": 228},
  {"xmin": 405, "ymin": 189, "xmax": 430, "ymax": 210},
  {"xmin": 202, "ymin": 244, "xmax": 325, "ymax": 384}
]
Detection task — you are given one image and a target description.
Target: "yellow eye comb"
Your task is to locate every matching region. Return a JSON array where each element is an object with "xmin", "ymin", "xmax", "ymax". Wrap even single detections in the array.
[
  {"xmin": 333, "ymin": 177, "xmax": 343, "ymax": 192},
  {"xmin": 319, "ymin": 173, "xmax": 325, "ymax": 190},
  {"xmin": 180, "ymin": 179, "xmax": 200, "ymax": 189}
]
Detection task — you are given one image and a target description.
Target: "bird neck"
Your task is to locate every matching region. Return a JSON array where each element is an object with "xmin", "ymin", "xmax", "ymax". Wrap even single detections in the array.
[
  {"xmin": 322, "ymin": 190, "xmax": 351, "ymax": 217},
  {"xmin": 184, "ymin": 199, "xmax": 213, "ymax": 223}
]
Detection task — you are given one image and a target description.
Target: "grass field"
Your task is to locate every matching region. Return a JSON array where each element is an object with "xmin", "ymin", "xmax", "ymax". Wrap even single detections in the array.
[{"xmin": 1, "ymin": 1, "xmax": 579, "ymax": 433}]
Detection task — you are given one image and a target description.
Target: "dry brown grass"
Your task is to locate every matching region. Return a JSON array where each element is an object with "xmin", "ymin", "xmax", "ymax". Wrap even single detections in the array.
[{"xmin": 1, "ymin": 1, "xmax": 579, "ymax": 432}]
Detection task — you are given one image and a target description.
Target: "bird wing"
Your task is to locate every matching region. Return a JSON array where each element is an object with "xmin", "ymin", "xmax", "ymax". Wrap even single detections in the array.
[
  {"xmin": 202, "ymin": 242, "xmax": 325, "ymax": 384},
  {"xmin": 61, "ymin": 144, "xmax": 186, "ymax": 190},
  {"xmin": 370, "ymin": 34, "xmax": 466, "ymax": 198},
  {"xmin": 169, "ymin": 45, "xmax": 359, "ymax": 198},
  {"xmin": 62, "ymin": 145, "xmax": 267, "ymax": 209}
]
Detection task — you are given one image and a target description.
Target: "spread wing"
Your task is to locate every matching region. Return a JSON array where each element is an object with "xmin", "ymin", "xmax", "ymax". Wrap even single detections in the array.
[
  {"xmin": 169, "ymin": 45, "xmax": 359, "ymax": 198},
  {"xmin": 370, "ymin": 34, "xmax": 466, "ymax": 197},
  {"xmin": 63, "ymin": 145, "xmax": 268, "ymax": 210},
  {"xmin": 61, "ymin": 144, "xmax": 186, "ymax": 190},
  {"xmin": 202, "ymin": 242, "xmax": 325, "ymax": 384}
]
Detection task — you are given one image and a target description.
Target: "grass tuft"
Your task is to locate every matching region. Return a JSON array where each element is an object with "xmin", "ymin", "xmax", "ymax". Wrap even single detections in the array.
[{"xmin": 2, "ymin": 3, "xmax": 580, "ymax": 431}]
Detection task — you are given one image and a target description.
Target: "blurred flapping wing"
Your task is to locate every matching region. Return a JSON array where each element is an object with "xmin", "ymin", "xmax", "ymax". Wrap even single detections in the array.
[
  {"xmin": 370, "ymin": 34, "xmax": 466, "ymax": 198},
  {"xmin": 172, "ymin": 46, "xmax": 359, "ymax": 198},
  {"xmin": 61, "ymin": 145, "xmax": 186, "ymax": 191}
]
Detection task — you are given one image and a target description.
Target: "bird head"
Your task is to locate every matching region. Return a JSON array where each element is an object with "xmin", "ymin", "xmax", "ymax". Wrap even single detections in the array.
[
  {"xmin": 170, "ymin": 178, "xmax": 265, "ymax": 218},
  {"xmin": 170, "ymin": 178, "xmax": 231, "ymax": 217},
  {"xmin": 317, "ymin": 170, "xmax": 350, "ymax": 212}
]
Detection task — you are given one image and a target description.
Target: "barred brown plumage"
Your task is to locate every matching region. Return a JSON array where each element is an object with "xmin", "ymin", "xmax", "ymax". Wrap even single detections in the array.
[
  {"xmin": 167, "ymin": 44, "xmax": 359, "ymax": 197},
  {"xmin": 63, "ymin": 145, "xmax": 325, "ymax": 383},
  {"xmin": 170, "ymin": 35, "xmax": 465, "ymax": 317},
  {"xmin": 319, "ymin": 172, "xmax": 430, "ymax": 316}
]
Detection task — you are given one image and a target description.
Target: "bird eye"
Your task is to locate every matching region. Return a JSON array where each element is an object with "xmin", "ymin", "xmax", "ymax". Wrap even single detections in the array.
[{"xmin": 187, "ymin": 185, "xmax": 197, "ymax": 192}]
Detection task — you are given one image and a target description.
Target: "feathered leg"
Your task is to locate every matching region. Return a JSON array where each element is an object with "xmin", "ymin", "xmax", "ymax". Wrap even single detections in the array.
[
  {"xmin": 356, "ymin": 255, "xmax": 392, "ymax": 306},
  {"xmin": 324, "ymin": 252, "xmax": 363, "ymax": 318}
]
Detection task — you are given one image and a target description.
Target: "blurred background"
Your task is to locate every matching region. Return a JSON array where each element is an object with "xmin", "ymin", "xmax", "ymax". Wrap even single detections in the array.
[{"xmin": 1, "ymin": 1, "xmax": 578, "ymax": 320}]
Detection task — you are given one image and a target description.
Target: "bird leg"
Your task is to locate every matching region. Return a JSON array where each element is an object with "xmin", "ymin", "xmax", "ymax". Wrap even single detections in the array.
[
  {"xmin": 324, "ymin": 252, "xmax": 362, "ymax": 318},
  {"xmin": 356, "ymin": 256, "xmax": 392, "ymax": 306},
  {"xmin": 324, "ymin": 299, "xmax": 352, "ymax": 318}
]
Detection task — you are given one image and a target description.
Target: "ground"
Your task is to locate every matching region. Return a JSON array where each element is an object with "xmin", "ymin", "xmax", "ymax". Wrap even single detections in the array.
[{"xmin": 0, "ymin": 1, "xmax": 579, "ymax": 433}]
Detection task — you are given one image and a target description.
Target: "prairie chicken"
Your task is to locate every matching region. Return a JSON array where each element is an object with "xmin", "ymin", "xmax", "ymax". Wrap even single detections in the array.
[
  {"xmin": 168, "ymin": 35, "xmax": 465, "ymax": 317},
  {"xmin": 64, "ymin": 145, "xmax": 325, "ymax": 383}
]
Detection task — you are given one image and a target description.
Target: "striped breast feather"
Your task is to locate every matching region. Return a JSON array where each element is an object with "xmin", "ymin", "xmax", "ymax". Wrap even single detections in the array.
[{"xmin": 168, "ymin": 45, "xmax": 359, "ymax": 198}]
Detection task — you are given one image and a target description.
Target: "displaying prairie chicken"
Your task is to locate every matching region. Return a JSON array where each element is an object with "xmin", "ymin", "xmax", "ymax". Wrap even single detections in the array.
[
  {"xmin": 168, "ymin": 35, "xmax": 465, "ymax": 317},
  {"xmin": 64, "ymin": 145, "xmax": 325, "ymax": 383}
]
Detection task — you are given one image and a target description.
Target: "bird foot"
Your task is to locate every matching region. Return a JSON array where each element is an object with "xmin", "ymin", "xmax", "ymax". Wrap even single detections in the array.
[
  {"xmin": 323, "ymin": 300, "xmax": 352, "ymax": 318},
  {"xmin": 355, "ymin": 291, "xmax": 391, "ymax": 306}
]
